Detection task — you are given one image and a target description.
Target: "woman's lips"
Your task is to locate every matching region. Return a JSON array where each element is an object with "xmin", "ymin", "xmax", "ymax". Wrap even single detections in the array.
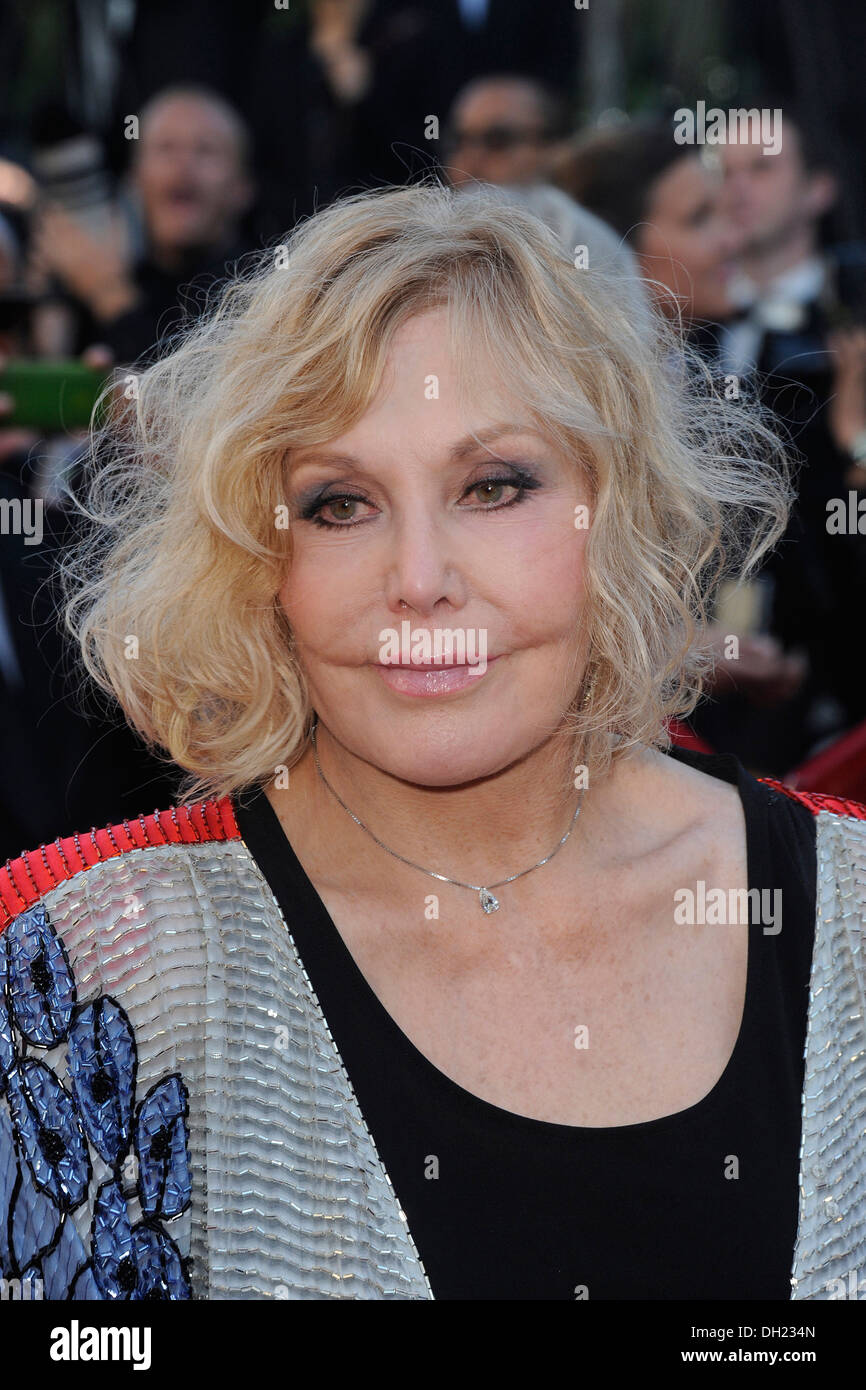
[{"xmin": 375, "ymin": 656, "xmax": 500, "ymax": 698}]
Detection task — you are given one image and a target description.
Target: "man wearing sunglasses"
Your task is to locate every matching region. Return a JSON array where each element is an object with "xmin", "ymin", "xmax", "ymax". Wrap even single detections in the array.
[{"xmin": 443, "ymin": 75, "xmax": 570, "ymax": 189}]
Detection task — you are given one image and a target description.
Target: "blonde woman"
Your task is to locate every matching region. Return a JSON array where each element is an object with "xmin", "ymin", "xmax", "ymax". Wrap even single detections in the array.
[{"xmin": 1, "ymin": 183, "xmax": 864, "ymax": 1302}]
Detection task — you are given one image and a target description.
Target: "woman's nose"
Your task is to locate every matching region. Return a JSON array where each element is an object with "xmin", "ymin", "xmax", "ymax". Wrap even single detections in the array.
[{"xmin": 383, "ymin": 519, "xmax": 468, "ymax": 616}]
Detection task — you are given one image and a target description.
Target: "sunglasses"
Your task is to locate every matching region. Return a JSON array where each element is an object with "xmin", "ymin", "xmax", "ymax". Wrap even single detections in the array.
[{"xmin": 443, "ymin": 125, "xmax": 548, "ymax": 154}]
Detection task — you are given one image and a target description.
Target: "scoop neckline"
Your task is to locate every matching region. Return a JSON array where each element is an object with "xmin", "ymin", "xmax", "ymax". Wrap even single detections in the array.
[{"xmin": 232, "ymin": 745, "xmax": 769, "ymax": 1141}]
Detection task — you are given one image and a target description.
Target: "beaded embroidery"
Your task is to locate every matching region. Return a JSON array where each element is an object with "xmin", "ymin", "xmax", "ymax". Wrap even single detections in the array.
[{"xmin": 0, "ymin": 904, "xmax": 192, "ymax": 1299}]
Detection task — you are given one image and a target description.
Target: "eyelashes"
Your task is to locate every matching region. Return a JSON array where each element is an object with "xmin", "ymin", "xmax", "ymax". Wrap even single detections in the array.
[{"xmin": 299, "ymin": 467, "xmax": 543, "ymax": 531}]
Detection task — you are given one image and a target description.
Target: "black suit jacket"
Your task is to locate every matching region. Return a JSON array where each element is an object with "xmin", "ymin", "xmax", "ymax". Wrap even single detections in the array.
[{"xmin": 0, "ymin": 463, "xmax": 182, "ymax": 862}]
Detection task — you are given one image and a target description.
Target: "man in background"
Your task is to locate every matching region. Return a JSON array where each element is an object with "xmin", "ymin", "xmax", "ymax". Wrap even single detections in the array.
[
  {"xmin": 720, "ymin": 110, "xmax": 866, "ymax": 734},
  {"xmin": 442, "ymin": 74, "xmax": 571, "ymax": 191},
  {"xmin": 30, "ymin": 85, "xmax": 254, "ymax": 365},
  {"xmin": 719, "ymin": 111, "xmax": 838, "ymax": 380}
]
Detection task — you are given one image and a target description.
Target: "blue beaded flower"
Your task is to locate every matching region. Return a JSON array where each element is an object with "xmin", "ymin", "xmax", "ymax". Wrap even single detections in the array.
[{"xmin": 0, "ymin": 904, "xmax": 192, "ymax": 1299}]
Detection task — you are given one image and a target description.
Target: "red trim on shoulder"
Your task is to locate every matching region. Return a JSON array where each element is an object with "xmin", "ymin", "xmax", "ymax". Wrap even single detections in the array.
[
  {"xmin": 0, "ymin": 796, "xmax": 241, "ymax": 933},
  {"xmin": 758, "ymin": 776, "xmax": 866, "ymax": 822}
]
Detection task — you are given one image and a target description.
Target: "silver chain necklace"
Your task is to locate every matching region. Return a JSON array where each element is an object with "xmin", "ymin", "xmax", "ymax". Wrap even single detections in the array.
[{"xmin": 310, "ymin": 718, "xmax": 586, "ymax": 913}]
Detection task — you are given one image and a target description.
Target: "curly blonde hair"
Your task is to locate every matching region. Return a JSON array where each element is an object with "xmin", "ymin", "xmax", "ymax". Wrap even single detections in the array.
[{"xmin": 62, "ymin": 180, "xmax": 792, "ymax": 803}]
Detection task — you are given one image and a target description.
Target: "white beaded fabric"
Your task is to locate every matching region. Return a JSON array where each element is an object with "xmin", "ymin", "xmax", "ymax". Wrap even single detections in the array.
[
  {"xmin": 791, "ymin": 809, "xmax": 866, "ymax": 1299},
  {"xmin": 1, "ymin": 839, "xmax": 433, "ymax": 1299}
]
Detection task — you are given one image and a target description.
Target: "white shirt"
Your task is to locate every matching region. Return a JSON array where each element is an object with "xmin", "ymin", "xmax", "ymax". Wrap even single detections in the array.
[{"xmin": 720, "ymin": 255, "xmax": 827, "ymax": 376}]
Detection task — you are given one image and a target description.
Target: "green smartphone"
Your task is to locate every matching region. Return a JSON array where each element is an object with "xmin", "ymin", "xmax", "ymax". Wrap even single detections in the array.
[{"xmin": 0, "ymin": 360, "xmax": 110, "ymax": 431}]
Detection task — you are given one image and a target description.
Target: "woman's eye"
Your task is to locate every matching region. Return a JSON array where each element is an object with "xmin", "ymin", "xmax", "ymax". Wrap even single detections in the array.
[
  {"xmin": 322, "ymin": 497, "xmax": 360, "ymax": 522},
  {"xmin": 307, "ymin": 494, "xmax": 374, "ymax": 528},
  {"xmin": 464, "ymin": 479, "xmax": 521, "ymax": 506}
]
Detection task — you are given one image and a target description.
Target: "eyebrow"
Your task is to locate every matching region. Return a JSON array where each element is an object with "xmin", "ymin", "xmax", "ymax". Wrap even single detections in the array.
[{"xmin": 290, "ymin": 424, "xmax": 544, "ymax": 473}]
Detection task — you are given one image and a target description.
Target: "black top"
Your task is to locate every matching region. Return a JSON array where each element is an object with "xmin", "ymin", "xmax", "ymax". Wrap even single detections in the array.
[{"xmin": 234, "ymin": 746, "xmax": 817, "ymax": 1300}]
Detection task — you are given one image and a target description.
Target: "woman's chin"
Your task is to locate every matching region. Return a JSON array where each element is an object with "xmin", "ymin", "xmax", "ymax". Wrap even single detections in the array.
[{"xmin": 361, "ymin": 733, "xmax": 529, "ymax": 789}]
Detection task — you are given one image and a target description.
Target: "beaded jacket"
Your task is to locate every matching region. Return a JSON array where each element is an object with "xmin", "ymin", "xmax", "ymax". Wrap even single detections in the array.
[{"xmin": 0, "ymin": 778, "xmax": 864, "ymax": 1301}]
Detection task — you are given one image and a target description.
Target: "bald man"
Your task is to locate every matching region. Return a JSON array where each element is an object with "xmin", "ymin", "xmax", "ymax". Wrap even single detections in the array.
[
  {"xmin": 130, "ymin": 86, "xmax": 253, "ymax": 271},
  {"xmin": 32, "ymin": 85, "xmax": 255, "ymax": 364}
]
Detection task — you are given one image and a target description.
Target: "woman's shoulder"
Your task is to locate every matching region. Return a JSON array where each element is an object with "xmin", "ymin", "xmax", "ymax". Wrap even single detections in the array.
[
  {"xmin": 647, "ymin": 747, "xmax": 866, "ymax": 936},
  {"xmin": 655, "ymin": 740, "xmax": 866, "ymax": 828},
  {"xmin": 616, "ymin": 742, "xmax": 866, "ymax": 891},
  {"xmin": 0, "ymin": 797, "xmax": 242, "ymax": 934}
]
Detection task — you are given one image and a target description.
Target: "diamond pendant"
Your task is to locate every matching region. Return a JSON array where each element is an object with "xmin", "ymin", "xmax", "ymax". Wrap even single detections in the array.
[{"xmin": 479, "ymin": 887, "xmax": 500, "ymax": 913}]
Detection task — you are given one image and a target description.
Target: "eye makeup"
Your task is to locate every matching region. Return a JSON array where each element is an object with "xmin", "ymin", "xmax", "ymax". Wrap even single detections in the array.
[{"xmin": 294, "ymin": 462, "xmax": 544, "ymax": 531}]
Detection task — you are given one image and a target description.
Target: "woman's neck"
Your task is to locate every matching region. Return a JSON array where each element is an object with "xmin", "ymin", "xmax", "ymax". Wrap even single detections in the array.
[{"xmin": 273, "ymin": 719, "xmax": 600, "ymax": 892}]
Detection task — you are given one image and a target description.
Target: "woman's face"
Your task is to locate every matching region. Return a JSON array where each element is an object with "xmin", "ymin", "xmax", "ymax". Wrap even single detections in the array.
[
  {"xmin": 278, "ymin": 308, "xmax": 592, "ymax": 787},
  {"xmin": 636, "ymin": 153, "xmax": 742, "ymax": 321}
]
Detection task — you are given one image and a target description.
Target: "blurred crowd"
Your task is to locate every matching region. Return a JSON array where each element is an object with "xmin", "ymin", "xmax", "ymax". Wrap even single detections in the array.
[{"xmin": 1, "ymin": 0, "xmax": 865, "ymax": 859}]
